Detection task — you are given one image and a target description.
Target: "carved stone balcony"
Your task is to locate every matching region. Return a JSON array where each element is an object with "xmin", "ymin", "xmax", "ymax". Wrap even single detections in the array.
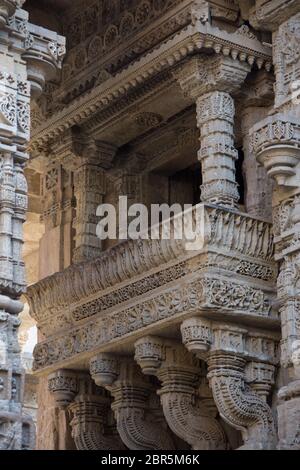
[{"xmin": 26, "ymin": 204, "xmax": 279, "ymax": 375}]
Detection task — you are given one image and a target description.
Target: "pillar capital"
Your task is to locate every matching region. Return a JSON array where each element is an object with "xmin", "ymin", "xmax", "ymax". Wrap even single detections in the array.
[
  {"xmin": 48, "ymin": 370, "xmax": 79, "ymax": 409},
  {"xmin": 250, "ymin": 114, "xmax": 300, "ymax": 188},
  {"xmin": 175, "ymin": 55, "xmax": 250, "ymax": 100}
]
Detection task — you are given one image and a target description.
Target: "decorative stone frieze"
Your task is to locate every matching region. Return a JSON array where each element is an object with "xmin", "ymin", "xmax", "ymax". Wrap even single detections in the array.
[
  {"xmin": 90, "ymin": 354, "xmax": 176, "ymax": 450},
  {"xmin": 135, "ymin": 336, "xmax": 228, "ymax": 450},
  {"xmin": 175, "ymin": 55, "xmax": 250, "ymax": 206},
  {"xmin": 181, "ymin": 317, "xmax": 278, "ymax": 449},
  {"xmin": 26, "ymin": 204, "xmax": 276, "ymax": 336},
  {"xmin": 26, "ymin": 200, "xmax": 278, "ymax": 373}
]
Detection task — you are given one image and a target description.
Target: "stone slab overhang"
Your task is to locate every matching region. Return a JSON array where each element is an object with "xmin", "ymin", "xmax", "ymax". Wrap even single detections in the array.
[
  {"xmin": 25, "ymin": 204, "xmax": 280, "ymax": 376},
  {"xmin": 29, "ymin": 10, "xmax": 272, "ymax": 155}
]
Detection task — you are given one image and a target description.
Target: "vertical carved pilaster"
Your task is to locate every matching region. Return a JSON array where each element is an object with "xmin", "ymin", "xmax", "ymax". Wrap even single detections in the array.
[
  {"xmin": 134, "ymin": 336, "xmax": 227, "ymax": 450},
  {"xmin": 239, "ymin": 71, "xmax": 274, "ymax": 218},
  {"xmin": 175, "ymin": 55, "xmax": 250, "ymax": 207},
  {"xmin": 0, "ymin": 2, "xmax": 65, "ymax": 449},
  {"xmin": 90, "ymin": 354, "xmax": 176, "ymax": 450},
  {"xmin": 181, "ymin": 318, "xmax": 278, "ymax": 449},
  {"xmin": 72, "ymin": 140, "xmax": 117, "ymax": 263},
  {"xmin": 250, "ymin": 10, "xmax": 300, "ymax": 445},
  {"xmin": 40, "ymin": 163, "xmax": 74, "ymax": 276}
]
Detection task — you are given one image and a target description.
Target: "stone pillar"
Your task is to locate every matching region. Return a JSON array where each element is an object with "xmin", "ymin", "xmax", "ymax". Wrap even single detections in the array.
[
  {"xmin": 90, "ymin": 353, "xmax": 176, "ymax": 450},
  {"xmin": 181, "ymin": 318, "xmax": 278, "ymax": 449},
  {"xmin": 0, "ymin": 2, "xmax": 65, "ymax": 449},
  {"xmin": 239, "ymin": 71, "xmax": 274, "ymax": 219},
  {"xmin": 175, "ymin": 55, "xmax": 250, "ymax": 207},
  {"xmin": 241, "ymin": 107, "xmax": 272, "ymax": 219},
  {"xmin": 134, "ymin": 336, "xmax": 228, "ymax": 450},
  {"xmin": 250, "ymin": 7, "xmax": 300, "ymax": 449},
  {"xmin": 39, "ymin": 163, "xmax": 74, "ymax": 277},
  {"xmin": 72, "ymin": 140, "xmax": 117, "ymax": 263}
]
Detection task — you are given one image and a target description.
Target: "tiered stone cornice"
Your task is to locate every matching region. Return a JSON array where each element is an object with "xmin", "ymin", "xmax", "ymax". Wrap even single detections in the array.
[{"xmin": 29, "ymin": 17, "xmax": 271, "ymax": 154}]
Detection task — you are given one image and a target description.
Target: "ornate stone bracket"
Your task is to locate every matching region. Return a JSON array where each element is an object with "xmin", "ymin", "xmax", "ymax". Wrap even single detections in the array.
[
  {"xmin": 134, "ymin": 336, "xmax": 227, "ymax": 450},
  {"xmin": 181, "ymin": 318, "xmax": 278, "ymax": 449},
  {"xmin": 48, "ymin": 370, "xmax": 123, "ymax": 450},
  {"xmin": 48, "ymin": 370, "xmax": 79, "ymax": 409},
  {"xmin": 250, "ymin": 114, "xmax": 300, "ymax": 187},
  {"xmin": 69, "ymin": 398, "xmax": 124, "ymax": 451},
  {"xmin": 90, "ymin": 354, "xmax": 176, "ymax": 450}
]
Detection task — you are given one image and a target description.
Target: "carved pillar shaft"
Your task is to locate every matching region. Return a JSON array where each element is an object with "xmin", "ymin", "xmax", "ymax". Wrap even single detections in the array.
[
  {"xmin": 196, "ymin": 91, "xmax": 239, "ymax": 206},
  {"xmin": 241, "ymin": 106, "xmax": 272, "ymax": 219},
  {"xmin": 73, "ymin": 164, "xmax": 106, "ymax": 262},
  {"xmin": 175, "ymin": 55, "xmax": 250, "ymax": 208}
]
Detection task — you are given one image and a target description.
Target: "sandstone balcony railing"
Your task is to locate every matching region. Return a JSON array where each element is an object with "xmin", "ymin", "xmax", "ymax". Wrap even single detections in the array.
[{"xmin": 26, "ymin": 203, "xmax": 279, "ymax": 375}]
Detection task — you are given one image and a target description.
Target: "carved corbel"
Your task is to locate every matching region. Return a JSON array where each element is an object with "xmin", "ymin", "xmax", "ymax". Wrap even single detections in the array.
[
  {"xmin": 90, "ymin": 354, "xmax": 176, "ymax": 450},
  {"xmin": 134, "ymin": 336, "xmax": 227, "ymax": 450},
  {"xmin": 48, "ymin": 370, "xmax": 123, "ymax": 450},
  {"xmin": 21, "ymin": 15, "xmax": 66, "ymax": 98},
  {"xmin": 68, "ymin": 377, "xmax": 124, "ymax": 451},
  {"xmin": 181, "ymin": 318, "xmax": 278, "ymax": 450},
  {"xmin": 250, "ymin": 115, "xmax": 300, "ymax": 188},
  {"xmin": 48, "ymin": 369, "xmax": 79, "ymax": 409}
]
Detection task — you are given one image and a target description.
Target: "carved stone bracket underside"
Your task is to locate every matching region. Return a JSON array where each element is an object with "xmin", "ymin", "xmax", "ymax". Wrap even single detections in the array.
[
  {"xmin": 48, "ymin": 369, "xmax": 124, "ymax": 450},
  {"xmin": 27, "ymin": 205, "xmax": 278, "ymax": 373},
  {"xmin": 90, "ymin": 354, "xmax": 176, "ymax": 450},
  {"xmin": 181, "ymin": 317, "xmax": 279, "ymax": 449},
  {"xmin": 134, "ymin": 337, "xmax": 228, "ymax": 450}
]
